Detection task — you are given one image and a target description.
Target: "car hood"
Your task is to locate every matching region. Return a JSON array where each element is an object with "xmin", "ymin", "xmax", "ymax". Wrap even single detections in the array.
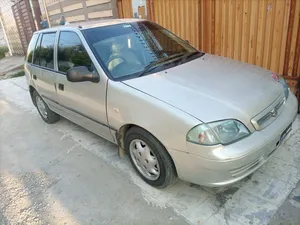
[{"xmin": 123, "ymin": 54, "xmax": 283, "ymax": 129}]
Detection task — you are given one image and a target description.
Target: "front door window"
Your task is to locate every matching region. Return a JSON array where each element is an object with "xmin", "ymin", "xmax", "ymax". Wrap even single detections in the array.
[{"xmin": 57, "ymin": 31, "xmax": 92, "ymax": 73}]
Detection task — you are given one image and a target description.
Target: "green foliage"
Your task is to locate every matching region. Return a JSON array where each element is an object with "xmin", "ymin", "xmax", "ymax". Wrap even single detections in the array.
[
  {"xmin": 0, "ymin": 46, "xmax": 8, "ymax": 59},
  {"xmin": 39, "ymin": 47, "xmax": 53, "ymax": 63},
  {"xmin": 10, "ymin": 70, "xmax": 25, "ymax": 78},
  {"xmin": 58, "ymin": 46, "xmax": 92, "ymax": 72}
]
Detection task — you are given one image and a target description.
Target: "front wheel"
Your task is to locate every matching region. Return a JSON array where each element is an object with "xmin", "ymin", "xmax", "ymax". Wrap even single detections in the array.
[
  {"xmin": 125, "ymin": 127, "xmax": 177, "ymax": 188},
  {"xmin": 33, "ymin": 91, "xmax": 60, "ymax": 124}
]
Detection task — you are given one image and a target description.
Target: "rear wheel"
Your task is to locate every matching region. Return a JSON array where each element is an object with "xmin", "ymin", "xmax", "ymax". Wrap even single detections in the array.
[
  {"xmin": 125, "ymin": 127, "xmax": 177, "ymax": 188},
  {"xmin": 33, "ymin": 91, "xmax": 60, "ymax": 124}
]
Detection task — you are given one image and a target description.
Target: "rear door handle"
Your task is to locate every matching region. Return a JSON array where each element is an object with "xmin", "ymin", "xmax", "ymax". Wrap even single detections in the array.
[
  {"xmin": 58, "ymin": 83, "xmax": 64, "ymax": 91},
  {"xmin": 33, "ymin": 74, "xmax": 37, "ymax": 80}
]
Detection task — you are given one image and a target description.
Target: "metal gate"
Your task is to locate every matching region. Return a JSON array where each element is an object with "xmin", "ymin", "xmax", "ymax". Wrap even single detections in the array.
[{"xmin": 12, "ymin": 0, "xmax": 36, "ymax": 54}]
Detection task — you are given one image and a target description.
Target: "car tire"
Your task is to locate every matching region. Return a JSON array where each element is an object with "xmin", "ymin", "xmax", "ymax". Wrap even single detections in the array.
[
  {"xmin": 33, "ymin": 90, "xmax": 60, "ymax": 124},
  {"xmin": 125, "ymin": 127, "xmax": 177, "ymax": 188}
]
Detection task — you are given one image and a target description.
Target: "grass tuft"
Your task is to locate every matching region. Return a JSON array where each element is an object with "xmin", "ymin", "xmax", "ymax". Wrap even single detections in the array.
[
  {"xmin": 0, "ymin": 46, "xmax": 9, "ymax": 59},
  {"xmin": 10, "ymin": 70, "xmax": 25, "ymax": 78}
]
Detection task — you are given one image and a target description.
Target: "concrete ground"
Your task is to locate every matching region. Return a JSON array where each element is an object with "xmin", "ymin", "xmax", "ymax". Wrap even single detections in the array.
[
  {"xmin": 0, "ymin": 77, "xmax": 299, "ymax": 225},
  {"xmin": 269, "ymin": 181, "xmax": 300, "ymax": 225},
  {"xmin": 0, "ymin": 56, "xmax": 24, "ymax": 78}
]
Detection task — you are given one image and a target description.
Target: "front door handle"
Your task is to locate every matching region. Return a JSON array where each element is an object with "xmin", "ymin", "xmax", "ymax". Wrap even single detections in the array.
[
  {"xmin": 33, "ymin": 74, "xmax": 37, "ymax": 80},
  {"xmin": 58, "ymin": 83, "xmax": 64, "ymax": 91}
]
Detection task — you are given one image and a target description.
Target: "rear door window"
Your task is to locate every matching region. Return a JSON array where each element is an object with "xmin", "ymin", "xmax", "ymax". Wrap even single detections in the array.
[
  {"xmin": 39, "ymin": 33, "xmax": 56, "ymax": 69},
  {"xmin": 57, "ymin": 31, "xmax": 92, "ymax": 73},
  {"xmin": 26, "ymin": 33, "xmax": 39, "ymax": 63}
]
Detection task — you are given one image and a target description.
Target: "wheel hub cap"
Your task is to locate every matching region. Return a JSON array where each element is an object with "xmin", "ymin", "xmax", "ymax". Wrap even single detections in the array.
[
  {"xmin": 36, "ymin": 96, "xmax": 48, "ymax": 119},
  {"xmin": 129, "ymin": 139, "xmax": 160, "ymax": 180}
]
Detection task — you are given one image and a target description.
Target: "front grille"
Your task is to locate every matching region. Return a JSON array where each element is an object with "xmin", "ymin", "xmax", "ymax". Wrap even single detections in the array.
[{"xmin": 251, "ymin": 94, "xmax": 285, "ymax": 130}]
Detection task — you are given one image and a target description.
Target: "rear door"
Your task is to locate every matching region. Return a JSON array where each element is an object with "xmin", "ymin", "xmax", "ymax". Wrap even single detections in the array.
[
  {"xmin": 55, "ymin": 30, "xmax": 113, "ymax": 142},
  {"xmin": 31, "ymin": 32, "xmax": 59, "ymax": 109}
]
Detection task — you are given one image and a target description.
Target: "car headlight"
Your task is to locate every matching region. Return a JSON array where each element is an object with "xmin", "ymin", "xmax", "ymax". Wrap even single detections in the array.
[
  {"xmin": 187, "ymin": 120, "xmax": 250, "ymax": 146},
  {"xmin": 279, "ymin": 76, "xmax": 289, "ymax": 100}
]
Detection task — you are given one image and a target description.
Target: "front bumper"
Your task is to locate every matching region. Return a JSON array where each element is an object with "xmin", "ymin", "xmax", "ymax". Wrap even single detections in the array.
[{"xmin": 169, "ymin": 93, "xmax": 298, "ymax": 187}]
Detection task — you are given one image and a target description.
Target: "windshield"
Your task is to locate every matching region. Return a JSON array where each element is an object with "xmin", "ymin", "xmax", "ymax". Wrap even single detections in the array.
[{"xmin": 82, "ymin": 21, "xmax": 203, "ymax": 80}]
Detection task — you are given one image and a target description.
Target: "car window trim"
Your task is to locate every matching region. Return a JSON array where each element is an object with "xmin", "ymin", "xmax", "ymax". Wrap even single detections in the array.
[
  {"xmin": 27, "ymin": 31, "xmax": 58, "ymax": 73},
  {"xmin": 39, "ymin": 32, "xmax": 57, "ymax": 70},
  {"xmin": 32, "ymin": 31, "xmax": 57, "ymax": 70},
  {"xmin": 56, "ymin": 31, "xmax": 65, "ymax": 75},
  {"xmin": 27, "ymin": 31, "xmax": 85, "ymax": 76},
  {"xmin": 28, "ymin": 63, "xmax": 62, "ymax": 73}
]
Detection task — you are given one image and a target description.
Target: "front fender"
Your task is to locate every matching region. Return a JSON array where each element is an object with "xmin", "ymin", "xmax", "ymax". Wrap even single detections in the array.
[{"xmin": 106, "ymin": 80, "xmax": 201, "ymax": 152}]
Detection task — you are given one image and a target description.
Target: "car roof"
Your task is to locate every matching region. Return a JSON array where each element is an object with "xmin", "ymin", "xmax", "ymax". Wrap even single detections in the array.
[{"xmin": 35, "ymin": 18, "xmax": 145, "ymax": 34}]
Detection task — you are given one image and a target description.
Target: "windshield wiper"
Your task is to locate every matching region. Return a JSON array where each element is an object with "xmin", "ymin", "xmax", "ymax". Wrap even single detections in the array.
[
  {"xmin": 178, "ymin": 51, "xmax": 204, "ymax": 65},
  {"xmin": 138, "ymin": 53, "xmax": 185, "ymax": 77}
]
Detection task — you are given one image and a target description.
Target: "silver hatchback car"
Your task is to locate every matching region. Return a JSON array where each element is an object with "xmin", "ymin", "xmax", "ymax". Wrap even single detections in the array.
[{"xmin": 25, "ymin": 19, "xmax": 298, "ymax": 188}]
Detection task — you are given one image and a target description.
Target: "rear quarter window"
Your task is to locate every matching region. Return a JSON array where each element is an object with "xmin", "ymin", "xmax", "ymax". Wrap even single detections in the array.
[
  {"xmin": 26, "ymin": 33, "xmax": 39, "ymax": 63},
  {"xmin": 33, "ymin": 34, "xmax": 42, "ymax": 65}
]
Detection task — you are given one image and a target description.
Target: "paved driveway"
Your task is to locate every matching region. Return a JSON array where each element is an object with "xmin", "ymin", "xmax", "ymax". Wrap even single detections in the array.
[
  {"xmin": 0, "ymin": 77, "xmax": 300, "ymax": 225},
  {"xmin": 0, "ymin": 56, "xmax": 24, "ymax": 77}
]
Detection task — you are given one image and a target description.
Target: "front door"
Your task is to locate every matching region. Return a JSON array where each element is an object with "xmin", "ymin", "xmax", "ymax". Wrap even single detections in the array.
[{"xmin": 54, "ymin": 31, "xmax": 114, "ymax": 142}]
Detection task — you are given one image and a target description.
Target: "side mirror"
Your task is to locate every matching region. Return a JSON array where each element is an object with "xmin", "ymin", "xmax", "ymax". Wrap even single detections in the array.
[{"xmin": 66, "ymin": 66, "xmax": 100, "ymax": 83}]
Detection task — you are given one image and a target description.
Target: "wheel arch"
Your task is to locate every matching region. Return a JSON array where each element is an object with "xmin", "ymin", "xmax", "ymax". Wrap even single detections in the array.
[
  {"xmin": 29, "ymin": 85, "xmax": 37, "ymax": 106},
  {"xmin": 116, "ymin": 123, "xmax": 178, "ymax": 176}
]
